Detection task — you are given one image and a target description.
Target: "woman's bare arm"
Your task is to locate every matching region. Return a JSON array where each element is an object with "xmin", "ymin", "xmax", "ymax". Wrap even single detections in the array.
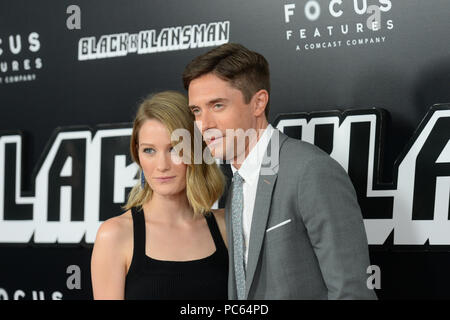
[{"xmin": 90, "ymin": 215, "xmax": 131, "ymax": 299}]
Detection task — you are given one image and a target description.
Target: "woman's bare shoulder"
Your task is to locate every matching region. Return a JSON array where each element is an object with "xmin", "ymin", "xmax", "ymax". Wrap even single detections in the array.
[
  {"xmin": 91, "ymin": 210, "xmax": 133, "ymax": 298},
  {"xmin": 95, "ymin": 210, "xmax": 133, "ymax": 244}
]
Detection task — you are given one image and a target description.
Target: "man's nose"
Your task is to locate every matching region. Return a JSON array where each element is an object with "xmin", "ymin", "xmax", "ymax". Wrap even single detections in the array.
[{"xmin": 197, "ymin": 109, "xmax": 216, "ymax": 134}]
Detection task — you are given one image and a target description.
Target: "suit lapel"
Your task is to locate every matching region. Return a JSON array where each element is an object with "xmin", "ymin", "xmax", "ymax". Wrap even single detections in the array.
[
  {"xmin": 245, "ymin": 172, "xmax": 277, "ymax": 297},
  {"xmin": 245, "ymin": 130, "xmax": 287, "ymax": 297}
]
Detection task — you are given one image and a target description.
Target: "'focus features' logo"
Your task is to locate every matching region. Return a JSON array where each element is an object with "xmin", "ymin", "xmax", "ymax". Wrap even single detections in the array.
[
  {"xmin": 0, "ymin": 32, "xmax": 43, "ymax": 85},
  {"xmin": 282, "ymin": 0, "xmax": 394, "ymax": 52}
]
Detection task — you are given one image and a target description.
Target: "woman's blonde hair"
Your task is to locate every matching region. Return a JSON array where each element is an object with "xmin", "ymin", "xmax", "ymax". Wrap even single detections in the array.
[{"xmin": 124, "ymin": 90, "xmax": 225, "ymax": 217}]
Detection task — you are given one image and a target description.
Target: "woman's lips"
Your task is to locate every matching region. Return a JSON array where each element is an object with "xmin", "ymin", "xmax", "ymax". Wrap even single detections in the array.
[{"xmin": 154, "ymin": 176, "xmax": 175, "ymax": 182}]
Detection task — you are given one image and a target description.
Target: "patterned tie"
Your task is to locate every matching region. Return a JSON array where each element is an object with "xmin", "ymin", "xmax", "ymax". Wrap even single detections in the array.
[{"xmin": 231, "ymin": 171, "xmax": 246, "ymax": 300}]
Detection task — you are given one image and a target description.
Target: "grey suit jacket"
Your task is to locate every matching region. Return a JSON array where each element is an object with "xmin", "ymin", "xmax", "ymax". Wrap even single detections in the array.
[{"xmin": 225, "ymin": 130, "xmax": 377, "ymax": 299}]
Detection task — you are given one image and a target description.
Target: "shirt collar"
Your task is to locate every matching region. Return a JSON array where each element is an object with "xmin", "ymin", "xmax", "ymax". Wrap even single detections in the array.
[{"xmin": 231, "ymin": 124, "xmax": 274, "ymax": 185}]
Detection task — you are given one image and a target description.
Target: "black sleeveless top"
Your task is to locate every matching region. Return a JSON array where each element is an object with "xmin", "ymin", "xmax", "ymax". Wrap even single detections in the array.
[{"xmin": 124, "ymin": 207, "xmax": 228, "ymax": 300}]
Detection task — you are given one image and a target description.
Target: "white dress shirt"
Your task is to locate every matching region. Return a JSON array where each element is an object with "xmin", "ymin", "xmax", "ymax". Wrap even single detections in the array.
[{"xmin": 230, "ymin": 124, "xmax": 274, "ymax": 269}]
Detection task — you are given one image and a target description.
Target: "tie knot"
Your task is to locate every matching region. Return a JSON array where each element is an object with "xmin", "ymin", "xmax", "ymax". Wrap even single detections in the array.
[{"xmin": 233, "ymin": 172, "xmax": 244, "ymax": 184}]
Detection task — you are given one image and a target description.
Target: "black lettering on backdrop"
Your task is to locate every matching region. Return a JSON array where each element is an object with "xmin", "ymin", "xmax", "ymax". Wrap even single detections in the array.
[
  {"xmin": 3, "ymin": 139, "xmax": 33, "ymax": 220},
  {"xmin": 348, "ymin": 121, "xmax": 393, "ymax": 219},
  {"xmin": 412, "ymin": 117, "xmax": 450, "ymax": 220},
  {"xmin": 47, "ymin": 138, "xmax": 86, "ymax": 222},
  {"xmin": 99, "ymin": 136, "xmax": 133, "ymax": 221},
  {"xmin": 0, "ymin": 105, "xmax": 449, "ymax": 246}
]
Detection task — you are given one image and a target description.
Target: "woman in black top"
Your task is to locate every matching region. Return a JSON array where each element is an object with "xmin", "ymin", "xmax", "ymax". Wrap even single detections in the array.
[{"xmin": 91, "ymin": 91, "xmax": 228, "ymax": 299}]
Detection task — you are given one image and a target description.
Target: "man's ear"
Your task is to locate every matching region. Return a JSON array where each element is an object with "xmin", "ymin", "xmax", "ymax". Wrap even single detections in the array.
[{"xmin": 252, "ymin": 89, "xmax": 269, "ymax": 117}]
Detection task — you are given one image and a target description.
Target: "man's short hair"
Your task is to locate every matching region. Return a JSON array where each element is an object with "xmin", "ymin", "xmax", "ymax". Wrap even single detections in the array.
[{"xmin": 182, "ymin": 43, "xmax": 270, "ymax": 119}]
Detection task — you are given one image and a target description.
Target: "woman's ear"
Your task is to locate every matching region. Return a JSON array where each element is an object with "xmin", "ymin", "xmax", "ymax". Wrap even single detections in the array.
[{"xmin": 252, "ymin": 89, "xmax": 269, "ymax": 117}]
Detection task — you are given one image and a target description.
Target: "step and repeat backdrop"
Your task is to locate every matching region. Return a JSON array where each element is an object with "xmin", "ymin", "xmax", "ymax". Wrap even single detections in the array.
[{"xmin": 1, "ymin": 0, "xmax": 449, "ymax": 300}]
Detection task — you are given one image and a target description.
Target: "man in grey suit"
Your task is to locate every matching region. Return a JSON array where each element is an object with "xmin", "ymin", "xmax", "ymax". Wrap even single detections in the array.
[{"xmin": 183, "ymin": 43, "xmax": 377, "ymax": 299}]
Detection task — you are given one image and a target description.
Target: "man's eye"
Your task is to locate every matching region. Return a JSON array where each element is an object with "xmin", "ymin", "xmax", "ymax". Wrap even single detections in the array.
[
  {"xmin": 214, "ymin": 104, "xmax": 223, "ymax": 109},
  {"xmin": 192, "ymin": 108, "xmax": 200, "ymax": 114},
  {"xmin": 143, "ymin": 148, "xmax": 155, "ymax": 154}
]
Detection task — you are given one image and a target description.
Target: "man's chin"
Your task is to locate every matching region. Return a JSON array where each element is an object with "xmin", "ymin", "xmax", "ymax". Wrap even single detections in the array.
[
  {"xmin": 206, "ymin": 144, "xmax": 238, "ymax": 162},
  {"xmin": 209, "ymin": 147, "xmax": 234, "ymax": 162},
  {"xmin": 209, "ymin": 149, "xmax": 224, "ymax": 160}
]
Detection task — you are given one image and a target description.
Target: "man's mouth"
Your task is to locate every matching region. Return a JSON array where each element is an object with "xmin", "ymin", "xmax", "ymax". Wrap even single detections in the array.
[
  {"xmin": 207, "ymin": 136, "xmax": 223, "ymax": 146},
  {"xmin": 206, "ymin": 132, "xmax": 223, "ymax": 145}
]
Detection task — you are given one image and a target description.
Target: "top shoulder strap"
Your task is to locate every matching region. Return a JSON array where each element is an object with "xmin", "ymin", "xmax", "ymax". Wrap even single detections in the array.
[{"xmin": 205, "ymin": 212, "xmax": 227, "ymax": 253}]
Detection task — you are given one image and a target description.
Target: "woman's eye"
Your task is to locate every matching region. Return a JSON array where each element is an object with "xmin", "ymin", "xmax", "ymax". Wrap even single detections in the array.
[
  {"xmin": 192, "ymin": 108, "xmax": 200, "ymax": 114},
  {"xmin": 143, "ymin": 148, "xmax": 155, "ymax": 154}
]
